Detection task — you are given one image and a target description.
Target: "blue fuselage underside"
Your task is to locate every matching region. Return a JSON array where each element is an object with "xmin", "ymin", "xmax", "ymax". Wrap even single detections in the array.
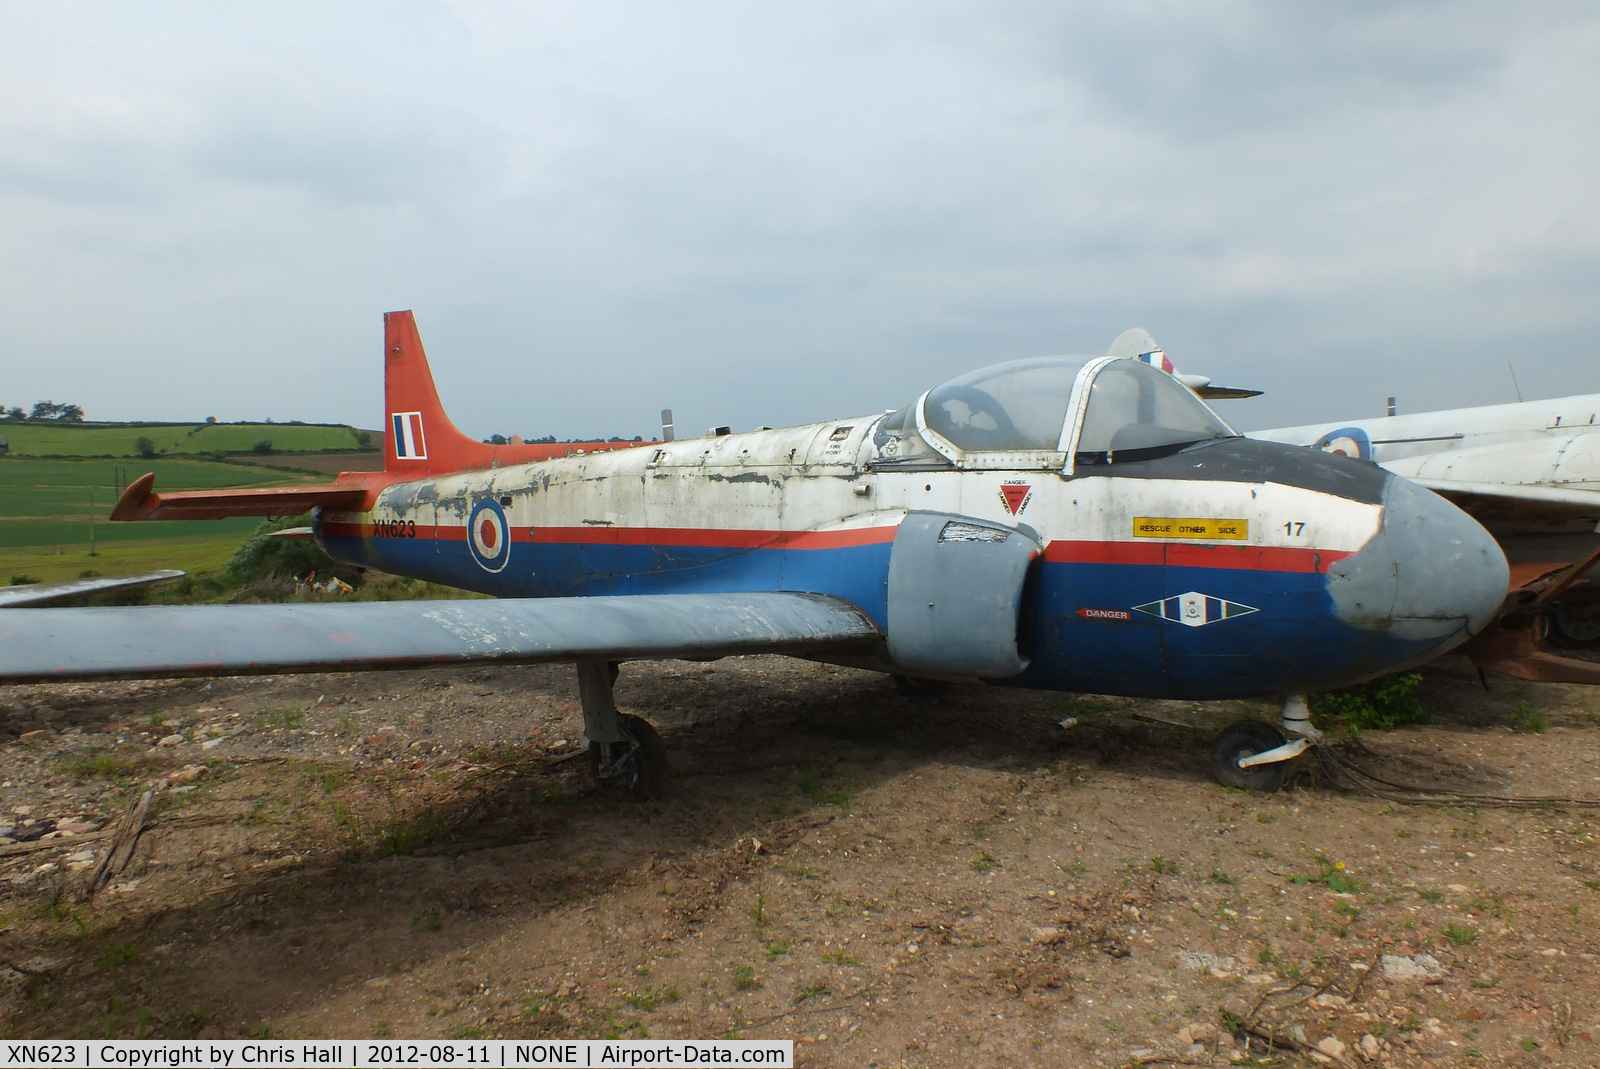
[{"xmin": 321, "ymin": 530, "xmax": 1433, "ymax": 700}]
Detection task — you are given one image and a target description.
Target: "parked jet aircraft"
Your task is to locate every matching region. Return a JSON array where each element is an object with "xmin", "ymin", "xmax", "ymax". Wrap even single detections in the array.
[
  {"xmin": 0, "ymin": 313, "xmax": 1511, "ymax": 793},
  {"xmin": 1257, "ymin": 394, "xmax": 1600, "ymax": 684}
]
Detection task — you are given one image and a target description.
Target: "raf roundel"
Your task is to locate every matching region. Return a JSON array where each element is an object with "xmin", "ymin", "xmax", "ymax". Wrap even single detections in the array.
[{"xmin": 467, "ymin": 498, "xmax": 511, "ymax": 573}]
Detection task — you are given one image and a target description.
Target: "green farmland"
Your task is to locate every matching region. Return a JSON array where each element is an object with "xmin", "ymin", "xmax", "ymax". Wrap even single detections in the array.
[
  {"xmin": 0, "ymin": 420, "xmax": 369, "ymax": 457},
  {"xmin": 0, "ymin": 454, "xmax": 328, "ymax": 584}
]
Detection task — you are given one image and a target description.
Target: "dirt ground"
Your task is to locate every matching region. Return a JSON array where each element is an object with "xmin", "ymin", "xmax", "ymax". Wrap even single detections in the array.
[{"xmin": 4, "ymin": 652, "xmax": 1600, "ymax": 1068}]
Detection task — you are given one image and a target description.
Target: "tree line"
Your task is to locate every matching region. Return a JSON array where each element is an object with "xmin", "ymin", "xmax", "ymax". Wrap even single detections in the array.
[{"xmin": 2, "ymin": 401, "xmax": 85, "ymax": 421}]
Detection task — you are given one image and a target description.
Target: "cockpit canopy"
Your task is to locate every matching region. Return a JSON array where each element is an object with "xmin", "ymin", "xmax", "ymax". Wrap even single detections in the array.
[
  {"xmin": 924, "ymin": 358, "xmax": 1082, "ymax": 453},
  {"xmin": 874, "ymin": 355, "xmax": 1237, "ymax": 470}
]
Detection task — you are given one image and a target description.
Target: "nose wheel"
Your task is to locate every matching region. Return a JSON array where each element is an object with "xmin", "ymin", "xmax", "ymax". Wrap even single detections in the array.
[
  {"xmin": 576, "ymin": 660, "xmax": 669, "ymax": 801},
  {"xmin": 1209, "ymin": 696, "xmax": 1319, "ymax": 792},
  {"xmin": 1211, "ymin": 720, "xmax": 1288, "ymax": 792}
]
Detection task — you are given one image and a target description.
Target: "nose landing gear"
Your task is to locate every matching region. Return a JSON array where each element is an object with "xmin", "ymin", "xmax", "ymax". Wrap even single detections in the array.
[
  {"xmin": 577, "ymin": 660, "xmax": 669, "ymax": 801},
  {"xmin": 1209, "ymin": 695, "xmax": 1319, "ymax": 792}
]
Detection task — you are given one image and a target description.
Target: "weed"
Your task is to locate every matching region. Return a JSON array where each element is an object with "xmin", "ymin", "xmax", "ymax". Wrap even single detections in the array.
[
  {"xmin": 734, "ymin": 967, "xmax": 758, "ymax": 992},
  {"xmin": 1256, "ymin": 812, "xmax": 1275, "ymax": 824},
  {"xmin": 1510, "ymin": 701, "xmax": 1547, "ymax": 734},
  {"xmin": 63, "ymin": 754, "xmax": 139, "ymax": 781},
  {"xmin": 793, "ymin": 983, "xmax": 832, "ymax": 1004},
  {"xmin": 1418, "ymin": 888, "xmax": 1444, "ymax": 902},
  {"xmin": 1472, "ymin": 975, "xmax": 1500, "ymax": 989},
  {"xmin": 1150, "ymin": 856, "xmax": 1178, "ymax": 875},
  {"xmin": 378, "ymin": 826, "xmax": 415, "ymax": 857},
  {"xmin": 1445, "ymin": 923, "xmax": 1479, "ymax": 946},
  {"xmin": 450, "ymin": 1026, "xmax": 487, "ymax": 1040},
  {"xmin": 412, "ymin": 909, "xmax": 444, "ymax": 932},
  {"xmin": 1335, "ymin": 900, "xmax": 1361, "ymax": 919},
  {"xmin": 800, "ymin": 776, "xmax": 852, "ymax": 809},
  {"xmin": 1395, "ymin": 829, "xmax": 1415, "ymax": 838},
  {"xmin": 94, "ymin": 943, "xmax": 140, "ymax": 970},
  {"xmin": 1209, "ymin": 869, "xmax": 1236, "ymax": 886},
  {"xmin": 1056, "ymin": 697, "xmax": 1117, "ymax": 718},
  {"xmin": 254, "ymin": 706, "xmax": 304, "ymax": 731},
  {"xmin": 1301, "ymin": 855, "xmax": 1360, "ymax": 893},
  {"xmin": 374, "ymin": 1022, "xmax": 393, "ymax": 1038},
  {"xmin": 821, "ymin": 952, "xmax": 859, "ymax": 965},
  {"xmin": 748, "ymin": 892, "xmax": 769, "ymax": 927},
  {"xmin": 763, "ymin": 939, "xmax": 790, "ymax": 960},
  {"xmin": 625, "ymin": 985, "xmax": 678, "ymax": 1012},
  {"xmin": 970, "ymin": 851, "xmax": 999, "ymax": 873}
]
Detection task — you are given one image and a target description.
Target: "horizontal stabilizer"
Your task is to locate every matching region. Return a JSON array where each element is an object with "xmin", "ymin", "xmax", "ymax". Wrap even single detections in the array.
[
  {"xmin": 0, "ymin": 570, "xmax": 186, "ymax": 609},
  {"xmin": 1194, "ymin": 384, "xmax": 1265, "ymax": 400},
  {"xmin": 1107, "ymin": 327, "xmax": 1262, "ymax": 401},
  {"xmin": 0, "ymin": 592, "xmax": 881, "ymax": 683},
  {"xmin": 110, "ymin": 472, "xmax": 369, "ymax": 521}
]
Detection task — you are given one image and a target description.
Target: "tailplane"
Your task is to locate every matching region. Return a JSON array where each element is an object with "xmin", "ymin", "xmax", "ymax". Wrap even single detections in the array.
[
  {"xmin": 1106, "ymin": 327, "xmax": 1263, "ymax": 401},
  {"xmin": 384, "ymin": 310, "xmax": 652, "ymax": 474}
]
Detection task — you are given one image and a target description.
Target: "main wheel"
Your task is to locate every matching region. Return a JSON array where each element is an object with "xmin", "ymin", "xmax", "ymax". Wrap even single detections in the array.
[
  {"xmin": 588, "ymin": 713, "xmax": 669, "ymax": 801},
  {"xmin": 1210, "ymin": 719, "xmax": 1287, "ymax": 792}
]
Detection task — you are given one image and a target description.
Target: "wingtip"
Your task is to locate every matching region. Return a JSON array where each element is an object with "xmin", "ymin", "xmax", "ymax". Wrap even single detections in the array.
[{"xmin": 110, "ymin": 472, "xmax": 158, "ymax": 521}]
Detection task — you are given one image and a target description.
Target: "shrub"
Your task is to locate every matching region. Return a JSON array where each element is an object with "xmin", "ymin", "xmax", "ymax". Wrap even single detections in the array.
[
  {"xmin": 1312, "ymin": 672, "xmax": 1427, "ymax": 731},
  {"xmin": 223, "ymin": 517, "xmax": 363, "ymax": 592},
  {"xmin": 250, "ymin": 438, "xmax": 273, "ymax": 454},
  {"xmin": 134, "ymin": 436, "xmax": 158, "ymax": 458}
]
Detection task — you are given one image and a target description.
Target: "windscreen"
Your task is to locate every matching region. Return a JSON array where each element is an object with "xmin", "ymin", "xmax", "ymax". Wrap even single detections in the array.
[
  {"xmin": 1075, "ymin": 359, "xmax": 1236, "ymax": 455},
  {"xmin": 922, "ymin": 358, "xmax": 1084, "ymax": 453}
]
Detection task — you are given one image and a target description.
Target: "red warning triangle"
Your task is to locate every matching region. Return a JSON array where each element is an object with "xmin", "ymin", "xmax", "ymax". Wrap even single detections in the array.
[{"xmin": 1000, "ymin": 483, "xmax": 1031, "ymax": 516}]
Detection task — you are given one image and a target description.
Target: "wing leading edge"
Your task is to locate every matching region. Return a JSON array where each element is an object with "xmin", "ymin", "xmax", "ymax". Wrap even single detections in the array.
[
  {"xmin": 0, "ymin": 592, "xmax": 881, "ymax": 683},
  {"xmin": 1413, "ymin": 479, "xmax": 1600, "ymax": 526}
]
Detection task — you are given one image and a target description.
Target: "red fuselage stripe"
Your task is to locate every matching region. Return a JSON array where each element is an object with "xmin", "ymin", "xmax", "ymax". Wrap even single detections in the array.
[
  {"xmin": 320, "ymin": 521, "xmax": 898, "ymax": 550},
  {"xmin": 1043, "ymin": 540, "xmax": 1348, "ymax": 574},
  {"xmin": 323, "ymin": 519, "xmax": 1351, "ymax": 572}
]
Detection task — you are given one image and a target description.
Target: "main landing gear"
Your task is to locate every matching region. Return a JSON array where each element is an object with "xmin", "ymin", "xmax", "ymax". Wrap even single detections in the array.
[
  {"xmin": 1210, "ymin": 694, "xmax": 1319, "ymax": 792},
  {"xmin": 577, "ymin": 660, "xmax": 668, "ymax": 801}
]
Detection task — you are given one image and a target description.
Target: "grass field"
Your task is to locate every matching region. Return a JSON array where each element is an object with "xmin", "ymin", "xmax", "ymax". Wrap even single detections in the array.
[
  {"xmin": 0, "ymin": 420, "xmax": 372, "ymax": 457},
  {"xmin": 0, "ymin": 533, "xmax": 251, "ymax": 584},
  {"xmin": 0, "ymin": 455, "xmax": 323, "ymax": 582}
]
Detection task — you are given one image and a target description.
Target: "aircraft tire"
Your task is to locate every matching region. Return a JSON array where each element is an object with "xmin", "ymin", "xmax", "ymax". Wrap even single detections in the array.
[
  {"xmin": 589, "ymin": 714, "xmax": 669, "ymax": 802},
  {"xmin": 1210, "ymin": 720, "xmax": 1287, "ymax": 793},
  {"xmin": 1551, "ymin": 601, "xmax": 1600, "ymax": 648}
]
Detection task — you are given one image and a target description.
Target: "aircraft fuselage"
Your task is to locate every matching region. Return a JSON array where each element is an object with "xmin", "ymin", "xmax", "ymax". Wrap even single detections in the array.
[{"xmin": 320, "ymin": 405, "xmax": 1506, "ymax": 700}]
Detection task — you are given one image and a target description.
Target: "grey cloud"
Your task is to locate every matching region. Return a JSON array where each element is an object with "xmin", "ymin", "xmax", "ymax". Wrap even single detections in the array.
[{"xmin": 961, "ymin": 1, "xmax": 1517, "ymax": 137}]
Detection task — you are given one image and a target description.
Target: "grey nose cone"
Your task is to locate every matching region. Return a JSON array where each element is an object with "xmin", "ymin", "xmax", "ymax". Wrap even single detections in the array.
[{"xmin": 1328, "ymin": 475, "xmax": 1508, "ymax": 646}]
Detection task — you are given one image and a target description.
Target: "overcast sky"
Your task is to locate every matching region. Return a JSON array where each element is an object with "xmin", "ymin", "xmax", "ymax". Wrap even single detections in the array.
[{"xmin": 2, "ymin": 2, "xmax": 1597, "ymax": 439}]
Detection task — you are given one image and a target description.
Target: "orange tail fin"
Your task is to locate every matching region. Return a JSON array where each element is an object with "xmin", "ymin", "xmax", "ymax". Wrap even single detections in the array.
[{"xmin": 384, "ymin": 310, "xmax": 652, "ymax": 474}]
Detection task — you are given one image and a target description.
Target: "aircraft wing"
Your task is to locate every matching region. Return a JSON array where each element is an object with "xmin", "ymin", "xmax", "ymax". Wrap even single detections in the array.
[
  {"xmin": 1412, "ymin": 479, "xmax": 1600, "ymax": 526},
  {"xmin": 0, "ymin": 570, "xmax": 186, "ymax": 609},
  {"xmin": 0, "ymin": 592, "xmax": 880, "ymax": 683}
]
